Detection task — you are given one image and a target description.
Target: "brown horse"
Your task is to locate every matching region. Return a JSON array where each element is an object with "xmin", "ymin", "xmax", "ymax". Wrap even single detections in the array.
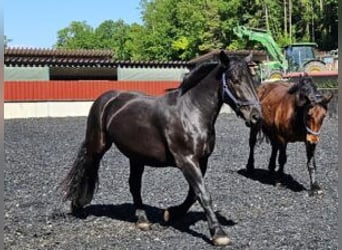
[
  {"xmin": 61, "ymin": 50, "xmax": 261, "ymax": 246},
  {"xmin": 246, "ymin": 74, "xmax": 332, "ymax": 196}
]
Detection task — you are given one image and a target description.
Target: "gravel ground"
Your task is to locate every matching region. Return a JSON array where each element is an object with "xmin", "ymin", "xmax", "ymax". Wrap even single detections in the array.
[{"xmin": 5, "ymin": 114, "xmax": 338, "ymax": 250}]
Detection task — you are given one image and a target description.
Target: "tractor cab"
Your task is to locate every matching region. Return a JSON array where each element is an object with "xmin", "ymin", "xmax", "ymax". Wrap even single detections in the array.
[{"xmin": 284, "ymin": 43, "xmax": 325, "ymax": 72}]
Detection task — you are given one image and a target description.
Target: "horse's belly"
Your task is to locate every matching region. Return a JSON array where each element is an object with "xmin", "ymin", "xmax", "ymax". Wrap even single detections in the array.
[
  {"xmin": 107, "ymin": 115, "xmax": 172, "ymax": 165},
  {"xmin": 117, "ymin": 136, "xmax": 170, "ymax": 162}
]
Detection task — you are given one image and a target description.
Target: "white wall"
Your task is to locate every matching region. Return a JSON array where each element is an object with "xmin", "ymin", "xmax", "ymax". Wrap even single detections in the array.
[
  {"xmin": 4, "ymin": 101, "xmax": 232, "ymax": 119},
  {"xmin": 4, "ymin": 102, "xmax": 93, "ymax": 119}
]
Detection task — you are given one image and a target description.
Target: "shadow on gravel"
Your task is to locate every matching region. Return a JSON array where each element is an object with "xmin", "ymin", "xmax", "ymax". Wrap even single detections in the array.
[
  {"xmin": 167, "ymin": 210, "xmax": 236, "ymax": 244},
  {"xmin": 74, "ymin": 203, "xmax": 236, "ymax": 244},
  {"xmin": 237, "ymin": 168, "xmax": 306, "ymax": 192}
]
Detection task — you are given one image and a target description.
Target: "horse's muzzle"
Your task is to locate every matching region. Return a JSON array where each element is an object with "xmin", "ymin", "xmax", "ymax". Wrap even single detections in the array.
[
  {"xmin": 306, "ymin": 134, "xmax": 320, "ymax": 144},
  {"xmin": 244, "ymin": 106, "xmax": 261, "ymax": 127}
]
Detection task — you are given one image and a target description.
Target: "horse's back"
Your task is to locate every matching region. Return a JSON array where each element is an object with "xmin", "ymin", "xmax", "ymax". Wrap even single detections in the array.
[
  {"xmin": 87, "ymin": 90, "xmax": 142, "ymax": 130},
  {"xmin": 258, "ymin": 81, "xmax": 291, "ymax": 101}
]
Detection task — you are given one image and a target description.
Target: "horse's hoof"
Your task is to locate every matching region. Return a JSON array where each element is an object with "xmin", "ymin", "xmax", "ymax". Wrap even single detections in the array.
[
  {"xmin": 212, "ymin": 235, "xmax": 231, "ymax": 246},
  {"xmin": 70, "ymin": 203, "xmax": 87, "ymax": 218},
  {"xmin": 136, "ymin": 221, "xmax": 152, "ymax": 231},
  {"xmin": 275, "ymin": 182, "xmax": 285, "ymax": 189},
  {"xmin": 163, "ymin": 209, "xmax": 171, "ymax": 223},
  {"xmin": 308, "ymin": 189, "xmax": 323, "ymax": 197},
  {"xmin": 316, "ymin": 189, "xmax": 323, "ymax": 195},
  {"xmin": 309, "ymin": 183, "xmax": 323, "ymax": 196}
]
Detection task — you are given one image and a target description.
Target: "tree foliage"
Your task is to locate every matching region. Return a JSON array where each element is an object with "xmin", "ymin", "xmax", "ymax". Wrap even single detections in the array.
[{"xmin": 55, "ymin": 0, "xmax": 338, "ymax": 60}]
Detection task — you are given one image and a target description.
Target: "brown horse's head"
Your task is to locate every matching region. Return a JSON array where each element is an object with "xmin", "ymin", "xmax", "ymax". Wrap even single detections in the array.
[
  {"xmin": 293, "ymin": 74, "xmax": 333, "ymax": 143},
  {"xmin": 305, "ymin": 93, "xmax": 333, "ymax": 143}
]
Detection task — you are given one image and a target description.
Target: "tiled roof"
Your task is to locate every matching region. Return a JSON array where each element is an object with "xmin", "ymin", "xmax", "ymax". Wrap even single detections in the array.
[
  {"xmin": 188, "ymin": 49, "xmax": 266, "ymax": 65},
  {"xmin": 4, "ymin": 47, "xmax": 189, "ymax": 68},
  {"xmin": 5, "ymin": 47, "xmax": 266, "ymax": 68}
]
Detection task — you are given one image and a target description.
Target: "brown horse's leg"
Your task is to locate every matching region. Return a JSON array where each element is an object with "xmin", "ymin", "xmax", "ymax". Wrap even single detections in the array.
[
  {"xmin": 129, "ymin": 159, "xmax": 150, "ymax": 230},
  {"xmin": 306, "ymin": 143, "xmax": 322, "ymax": 195},
  {"xmin": 246, "ymin": 126, "xmax": 258, "ymax": 173},
  {"xmin": 277, "ymin": 144, "xmax": 287, "ymax": 174},
  {"xmin": 268, "ymin": 141, "xmax": 278, "ymax": 173},
  {"xmin": 175, "ymin": 156, "xmax": 230, "ymax": 246},
  {"xmin": 276, "ymin": 143, "xmax": 288, "ymax": 185},
  {"xmin": 164, "ymin": 157, "xmax": 208, "ymax": 222}
]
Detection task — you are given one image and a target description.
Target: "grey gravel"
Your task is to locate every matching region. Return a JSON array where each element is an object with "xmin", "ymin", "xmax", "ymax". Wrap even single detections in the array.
[{"xmin": 5, "ymin": 114, "xmax": 338, "ymax": 250}]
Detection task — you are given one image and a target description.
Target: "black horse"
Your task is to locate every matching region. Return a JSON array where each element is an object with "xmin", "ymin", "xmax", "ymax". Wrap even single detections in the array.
[{"xmin": 61, "ymin": 50, "xmax": 261, "ymax": 246}]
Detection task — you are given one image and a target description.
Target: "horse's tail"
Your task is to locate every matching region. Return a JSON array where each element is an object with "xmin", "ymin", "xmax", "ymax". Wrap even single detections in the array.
[
  {"xmin": 61, "ymin": 141, "xmax": 101, "ymax": 213},
  {"xmin": 61, "ymin": 91, "xmax": 118, "ymax": 213}
]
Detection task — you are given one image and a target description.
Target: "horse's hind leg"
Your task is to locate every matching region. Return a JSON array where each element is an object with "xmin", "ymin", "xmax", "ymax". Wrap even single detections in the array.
[
  {"xmin": 164, "ymin": 157, "xmax": 208, "ymax": 222},
  {"xmin": 129, "ymin": 159, "xmax": 151, "ymax": 230}
]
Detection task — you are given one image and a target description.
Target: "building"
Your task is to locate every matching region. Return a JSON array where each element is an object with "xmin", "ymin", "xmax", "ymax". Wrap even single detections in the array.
[{"xmin": 4, "ymin": 47, "xmax": 266, "ymax": 118}]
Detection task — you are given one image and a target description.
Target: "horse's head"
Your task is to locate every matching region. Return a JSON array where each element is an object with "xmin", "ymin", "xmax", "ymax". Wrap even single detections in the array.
[
  {"xmin": 219, "ymin": 50, "xmax": 261, "ymax": 127},
  {"xmin": 294, "ymin": 74, "xmax": 333, "ymax": 143}
]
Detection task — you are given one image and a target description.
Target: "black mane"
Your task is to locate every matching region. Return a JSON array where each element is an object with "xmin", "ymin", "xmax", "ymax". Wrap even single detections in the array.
[
  {"xmin": 288, "ymin": 74, "xmax": 319, "ymax": 98},
  {"xmin": 178, "ymin": 61, "xmax": 218, "ymax": 95}
]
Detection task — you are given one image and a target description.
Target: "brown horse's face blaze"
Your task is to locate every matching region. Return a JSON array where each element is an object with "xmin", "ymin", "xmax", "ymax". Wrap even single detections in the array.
[{"xmin": 306, "ymin": 105, "xmax": 327, "ymax": 144}]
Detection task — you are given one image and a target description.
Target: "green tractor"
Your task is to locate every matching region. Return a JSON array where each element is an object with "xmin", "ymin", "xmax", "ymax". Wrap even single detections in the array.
[{"xmin": 233, "ymin": 26, "xmax": 326, "ymax": 81}]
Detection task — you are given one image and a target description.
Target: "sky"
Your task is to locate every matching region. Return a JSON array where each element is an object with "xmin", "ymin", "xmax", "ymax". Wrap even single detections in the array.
[{"xmin": 4, "ymin": 0, "xmax": 143, "ymax": 48}]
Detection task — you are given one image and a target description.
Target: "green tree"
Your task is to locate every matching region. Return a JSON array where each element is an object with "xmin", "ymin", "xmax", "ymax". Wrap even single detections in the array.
[
  {"xmin": 95, "ymin": 19, "xmax": 131, "ymax": 59},
  {"xmin": 55, "ymin": 21, "xmax": 97, "ymax": 49},
  {"xmin": 139, "ymin": 0, "xmax": 178, "ymax": 60},
  {"xmin": 4, "ymin": 35, "xmax": 12, "ymax": 48},
  {"xmin": 54, "ymin": 0, "xmax": 337, "ymax": 60},
  {"xmin": 125, "ymin": 23, "xmax": 148, "ymax": 60}
]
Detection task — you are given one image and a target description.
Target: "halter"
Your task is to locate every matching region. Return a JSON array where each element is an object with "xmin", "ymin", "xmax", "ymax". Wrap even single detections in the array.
[
  {"xmin": 305, "ymin": 126, "xmax": 320, "ymax": 136},
  {"xmin": 221, "ymin": 73, "xmax": 260, "ymax": 111},
  {"xmin": 303, "ymin": 94, "xmax": 323, "ymax": 136},
  {"xmin": 304, "ymin": 110, "xmax": 321, "ymax": 136}
]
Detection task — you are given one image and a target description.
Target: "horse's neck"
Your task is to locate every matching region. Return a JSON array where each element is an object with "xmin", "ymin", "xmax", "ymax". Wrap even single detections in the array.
[{"xmin": 183, "ymin": 74, "xmax": 223, "ymax": 124}]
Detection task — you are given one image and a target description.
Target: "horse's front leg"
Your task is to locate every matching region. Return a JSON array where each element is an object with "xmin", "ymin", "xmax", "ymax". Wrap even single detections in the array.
[
  {"xmin": 276, "ymin": 143, "xmax": 288, "ymax": 185},
  {"xmin": 306, "ymin": 142, "xmax": 322, "ymax": 196},
  {"xmin": 246, "ymin": 125, "xmax": 259, "ymax": 173},
  {"xmin": 129, "ymin": 159, "xmax": 151, "ymax": 230},
  {"xmin": 268, "ymin": 141, "xmax": 278, "ymax": 173},
  {"xmin": 164, "ymin": 157, "xmax": 208, "ymax": 222},
  {"xmin": 176, "ymin": 155, "xmax": 230, "ymax": 246}
]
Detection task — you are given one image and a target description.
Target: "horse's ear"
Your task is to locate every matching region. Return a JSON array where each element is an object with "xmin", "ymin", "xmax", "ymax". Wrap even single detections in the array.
[
  {"xmin": 245, "ymin": 51, "xmax": 253, "ymax": 63},
  {"xmin": 219, "ymin": 50, "xmax": 230, "ymax": 67},
  {"xmin": 319, "ymin": 92, "xmax": 333, "ymax": 106}
]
